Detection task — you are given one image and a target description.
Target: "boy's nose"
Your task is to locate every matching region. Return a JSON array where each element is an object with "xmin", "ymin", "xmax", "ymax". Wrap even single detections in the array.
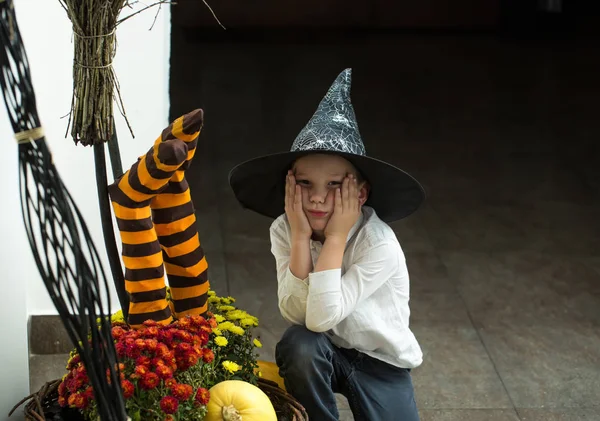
[{"xmin": 309, "ymin": 188, "xmax": 327, "ymax": 203}]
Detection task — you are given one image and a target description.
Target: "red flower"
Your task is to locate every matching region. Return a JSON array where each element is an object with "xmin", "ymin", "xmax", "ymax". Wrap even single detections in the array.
[
  {"xmin": 121, "ymin": 380, "xmax": 135, "ymax": 399},
  {"xmin": 175, "ymin": 330, "xmax": 193, "ymax": 343},
  {"xmin": 152, "ymin": 357, "xmax": 165, "ymax": 367},
  {"xmin": 177, "ymin": 351, "xmax": 198, "ymax": 370},
  {"xmin": 164, "ymin": 416, "xmax": 175, "ymax": 421},
  {"xmin": 176, "ymin": 343, "xmax": 192, "ymax": 354},
  {"xmin": 132, "ymin": 365, "xmax": 149, "ymax": 379},
  {"xmin": 136, "ymin": 356, "xmax": 152, "ymax": 367},
  {"xmin": 112, "ymin": 326, "xmax": 127, "ymax": 339},
  {"xmin": 208, "ymin": 317, "xmax": 217, "ymax": 329},
  {"xmin": 157, "ymin": 343, "xmax": 171, "ymax": 359},
  {"xmin": 134, "ymin": 338, "xmax": 146, "ymax": 350},
  {"xmin": 67, "ymin": 392, "xmax": 88, "ymax": 409},
  {"xmin": 66, "ymin": 354, "xmax": 81, "ymax": 370},
  {"xmin": 140, "ymin": 372, "xmax": 160, "ymax": 390},
  {"xmin": 143, "ymin": 319, "xmax": 159, "ymax": 327},
  {"xmin": 57, "ymin": 381, "xmax": 67, "ymax": 397},
  {"xmin": 155, "ymin": 364, "xmax": 174, "ymax": 380},
  {"xmin": 171, "ymin": 383, "xmax": 193, "ymax": 401},
  {"xmin": 160, "ymin": 396, "xmax": 179, "ymax": 414},
  {"xmin": 177, "ymin": 317, "xmax": 191, "ymax": 328},
  {"xmin": 58, "ymin": 396, "xmax": 67, "ymax": 407},
  {"xmin": 202, "ymin": 348, "xmax": 215, "ymax": 363},
  {"xmin": 194, "ymin": 388, "xmax": 210, "ymax": 406},
  {"xmin": 83, "ymin": 386, "xmax": 94, "ymax": 401},
  {"xmin": 165, "ymin": 378, "xmax": 177, "ymax": 389},
  {"xmin": 145, "ymin": 326, "xmax": 159, "ymax": 338},
  {"xmin": 145, "ymin": 338, "xmax": 159, "ymax": 351}
]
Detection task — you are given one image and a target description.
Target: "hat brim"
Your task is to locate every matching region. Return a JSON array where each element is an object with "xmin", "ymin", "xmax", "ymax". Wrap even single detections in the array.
[{"xmin": 228, "ymin": 150, "xmax": 425, "ymax": 223}]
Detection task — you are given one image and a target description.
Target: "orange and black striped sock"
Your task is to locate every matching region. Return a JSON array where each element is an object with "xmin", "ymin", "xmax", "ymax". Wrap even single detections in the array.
[
  {"xmin": 108, "ymin": 109, "xmax": 204, "ymax": 327},
  {"xmin": 151, "ymin": 110, "xmax": 210, "ymax": 319}
]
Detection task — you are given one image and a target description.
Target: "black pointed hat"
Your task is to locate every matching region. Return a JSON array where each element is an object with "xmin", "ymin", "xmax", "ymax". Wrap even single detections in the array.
[{"xmin": 229, "ymin": 68, "xmax": 425, "ymax": 223}]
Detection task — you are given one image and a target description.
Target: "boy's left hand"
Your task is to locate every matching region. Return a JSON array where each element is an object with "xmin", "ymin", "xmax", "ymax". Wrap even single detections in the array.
[{"xmin": 324, "ymin": 174, "xmax": 361, "ymax": 242}]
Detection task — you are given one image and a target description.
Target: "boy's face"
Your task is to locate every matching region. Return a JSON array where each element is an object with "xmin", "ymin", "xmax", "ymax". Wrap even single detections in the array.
[{"xmin": 292, "ymin": 154, "xmax": 369, "ymax": 234}]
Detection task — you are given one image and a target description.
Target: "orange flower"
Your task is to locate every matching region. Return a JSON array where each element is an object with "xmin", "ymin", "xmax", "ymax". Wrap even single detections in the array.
[
  {"xmin": 145, "ymin": 338, "xmax": 159, "ymax": 351},
  {"xmin": 140, "ymin": 372, "xmax": 160, "ymax": 390},
  {"xmin": 160, "ymin": 396, "xmax": 179, "ymax": 414},
  {"xmin": 121, "ymin": 380, "xmax": 135, "ymax": 399},
  {"xmin": 58, "ymin": 396, "xmax": 67, "ymax": 407},
  {"xmin": 155, "ymin": 364, "xmax": 174, "ymax": 380},
  {"xmin": 111, "ymin": 326, "xmax": 127, "ymax": 339},
  {"xmin": 164, "ymin": 416, "xmax": 175, "ymax": 421},
  {"xmin": 202, "ymin": 348, "xmax": 215, "ymax": 364},
  {"xmin": 67, "ymin": 392, "xmax": 88, "ymax": 409},
  {"xmin": 136, "ymin": 356, "xmax": 151, "ymax": 367},
  {"xmin": 194, "ymin": 387, "xmax": 210, "ymax": 406},
  {"xmin": 171, "ymin": 383, "xmax": 193, "ymax": 401},
  {"xmin": 145, "ymin": 326, "xmax": 159, "ymax": 337},
  {"xmin": 143, "ymin": 319, "xmax": 159, "ymax": 327},
  {"xmin": 134, "ymin": 365, "xmax": 149, "ymax": 378},
  {"xmin": 208, "ymin": 317, "xmax": 217, "ymax": 329},
  {"xmin": 165, "ymin": 378, "xmax": 177, "ymax": 389}
]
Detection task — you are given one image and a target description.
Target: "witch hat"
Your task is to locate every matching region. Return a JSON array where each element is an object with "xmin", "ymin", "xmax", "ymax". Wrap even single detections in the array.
[{"xmin": 229, "ymin": 68, "xmax": 425, "ymax": 223}]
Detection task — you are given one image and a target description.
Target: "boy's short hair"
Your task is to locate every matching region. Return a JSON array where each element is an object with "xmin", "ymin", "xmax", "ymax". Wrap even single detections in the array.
[{"xmin": 291, "ymin": 153, "xmax": 368, "ymax": 185}]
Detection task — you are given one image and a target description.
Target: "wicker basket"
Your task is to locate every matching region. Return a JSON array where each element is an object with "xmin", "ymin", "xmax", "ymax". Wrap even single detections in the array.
[{"xmin": 10, "ymin": 378, "xmax": 308, "ymax": 421}]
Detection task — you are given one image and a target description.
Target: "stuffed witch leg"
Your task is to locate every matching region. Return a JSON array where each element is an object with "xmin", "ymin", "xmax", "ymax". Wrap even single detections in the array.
[{"xmin": 0, "ymin": 1, "xmax": 127, "ymax": 419}]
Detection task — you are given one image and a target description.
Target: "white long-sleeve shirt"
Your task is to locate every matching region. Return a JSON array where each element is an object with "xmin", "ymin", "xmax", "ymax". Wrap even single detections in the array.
[{"xmin": 270, "ymin": 206, "xmax": 423, "ymax": 369}]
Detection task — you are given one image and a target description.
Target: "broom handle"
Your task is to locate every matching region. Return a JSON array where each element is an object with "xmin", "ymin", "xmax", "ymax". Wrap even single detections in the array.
[{"xmin": 94, "ymin": 137, "xmax": 129, "ymax": 318}]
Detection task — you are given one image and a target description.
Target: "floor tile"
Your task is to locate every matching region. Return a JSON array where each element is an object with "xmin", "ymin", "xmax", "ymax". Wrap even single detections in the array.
[
  {"xmin": 440, "ymin": 251, "xmax": 600, "ymax": 327},
  {"xmin": 419, "ymin": 409, "xmax": 520, "ymax": 421},
  {"xmin": 517, "ymin": 408, "xmax": 600, "ymax": 420},
  {"xmin": 478, "ymin": 324, "xmax": 600, "ymax": 408},
  {"xmin": 411, "ymin": 325, "xmax": 512, "ymax": 409}
]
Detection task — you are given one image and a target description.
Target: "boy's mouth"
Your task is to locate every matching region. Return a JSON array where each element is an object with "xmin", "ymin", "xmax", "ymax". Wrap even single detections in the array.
[{"xmin": 307, "ymin": 210, "xmax": 328, "ymax": 218}]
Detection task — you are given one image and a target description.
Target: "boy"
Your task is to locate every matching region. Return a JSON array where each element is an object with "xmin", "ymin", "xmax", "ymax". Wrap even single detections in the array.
[{"xmin": 229, "ymin": 69, "xmax": 425, "ymax": 421}]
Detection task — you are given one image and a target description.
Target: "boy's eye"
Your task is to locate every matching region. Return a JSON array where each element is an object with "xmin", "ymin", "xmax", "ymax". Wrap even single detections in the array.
[
  {"xmin": 328, "ymin": 181, "xmax": 342, "ymax": 186},
  {"xmin": 296, "ymin": 180, "xmax": 310, "ymax": 185}
]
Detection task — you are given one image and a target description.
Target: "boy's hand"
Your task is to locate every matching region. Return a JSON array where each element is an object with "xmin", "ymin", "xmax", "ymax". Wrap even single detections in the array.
[
  {"xmin": 285, "ymin": 171, "xmax": 312, "ymax": 240},
  {"xmin": 324, "ymin": 174, "xmax": 361, "ymax": 241}
]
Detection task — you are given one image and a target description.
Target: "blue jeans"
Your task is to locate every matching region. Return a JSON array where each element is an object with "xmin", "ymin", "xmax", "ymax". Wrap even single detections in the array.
[{"xmin": 275, "ymin": 325, "xmax": 420, "ymax": 421}]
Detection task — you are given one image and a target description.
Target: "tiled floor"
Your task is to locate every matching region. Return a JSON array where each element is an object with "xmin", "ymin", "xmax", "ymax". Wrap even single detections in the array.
[{"xmin": 30, "ymin": 29, "xmax": 600, "ymax": 420}]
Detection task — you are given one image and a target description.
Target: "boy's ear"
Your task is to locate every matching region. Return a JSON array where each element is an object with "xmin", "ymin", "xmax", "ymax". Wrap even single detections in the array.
[{"xmin": 358, "ymin": 182, "xmax": 370, "ymax": 206}]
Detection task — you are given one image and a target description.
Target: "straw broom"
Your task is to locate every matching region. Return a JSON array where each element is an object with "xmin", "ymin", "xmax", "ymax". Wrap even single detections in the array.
[{"xmin": 58, "ymin": 0, "xmax": 224, "ymax": 147}]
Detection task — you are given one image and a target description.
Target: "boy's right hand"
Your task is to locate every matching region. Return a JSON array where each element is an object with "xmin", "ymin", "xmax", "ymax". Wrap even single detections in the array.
[{"xmin": 285, "ymin": 170, "xmax": 312, "ymax": 239}]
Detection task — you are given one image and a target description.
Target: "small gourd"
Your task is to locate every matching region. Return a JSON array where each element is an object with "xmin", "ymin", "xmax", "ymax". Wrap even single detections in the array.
[{"xmin": 205, "ymin": 380, "xmax": 277, "ymax": 421}]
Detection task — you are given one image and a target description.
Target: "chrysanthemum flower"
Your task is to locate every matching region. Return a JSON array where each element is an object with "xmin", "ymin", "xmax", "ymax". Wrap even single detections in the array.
[
  {"xmin": 121, "ymin": 380, "xmax": 135, "ymax": 399},
  {"xmin": 214, "ymin": 336, "xmax": 228, "ymax": 347},
  {"xmin": 140, "ymin": 372, "xmax": 160, "ymax": 390},
  {"xmin": 160, "ymin": 396, "xmax": 179, "ymax": 414},
  {"xmin": 171, "ymin": 383, "xmax": 193, "ymax": 401},
  {"xmin": 222, "ymin": 360, "xmax": 241, "ymax": 374},
  {"xmin": 194, "ymin": 387, "xmax": 210, "ymax": 406},
  {"xmin": 253, "ymin": 338, "xmax": 263, "ymax": 348}
]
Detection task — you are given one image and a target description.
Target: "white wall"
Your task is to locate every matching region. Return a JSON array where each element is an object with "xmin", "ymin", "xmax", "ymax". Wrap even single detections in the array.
[{"xmin": 0, "ymin": 0, "xmax": 171, "ymax": 416}]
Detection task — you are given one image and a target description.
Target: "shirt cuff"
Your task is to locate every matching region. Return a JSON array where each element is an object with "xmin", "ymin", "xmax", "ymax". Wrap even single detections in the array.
[
  {"xmin": 308, "ymin": 268, "xmax": 342, "ymax": 294},
  {"xmin": 286, "ymin": 267, "xmax": 309, "ymax": 290}
]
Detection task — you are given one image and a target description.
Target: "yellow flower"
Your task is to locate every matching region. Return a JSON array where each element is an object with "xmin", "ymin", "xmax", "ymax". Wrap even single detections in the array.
[
  {"xmin": 222, "ymin": 360, "xmax": 241, "ymax": 374},
  {"xmin": 253, "ymin": 338, "xmax": 263, "ymax": 348},
  {"xmin": 217, "ymin": 321, "xmax": 235, "ymax": 331},
  {"xmin": 220, "ymin": 297, "xmax": 231, "ymax": 305},
  {"xmin": 227, "ymin": 296, "xmax": 236, "ymax": 303},
  {"xmin": 208, "ymin": 290, "xmax": 216, "ymax": 296},
  {"xmin": 229, "ymin": 326, "xmax": 245, "ymax": 336},
  {"xmin": 225, "ymin": 310, "xmax": 246, "ymax": 320},
  {"xmin": 240, "ymin": 318, "xmax": 258, "ymax": 328},
  {"xmin": 218, "ymin": 305, "xmax": 235, "ymax": 312},
  {"xmin": 214, "ymin": 336, "xmax": 228, "ymax": 347},
  {"xmin": 208, "ymin": 296, "xmax": 221, "ymax": 304},
  {"xmin": 257, "ymin": 371, "xmax": 262, "ymax": 378},
  {"xmin": 111, "ymin": 310, "xmax": 125, "ymax": 324},
  {"xmin": 212, "ymin": 328, "xmax": 222, "ymax": 336},
  {"xmin": 214, "ymin": 314, "xmax": 225, "ymax": 323}
]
